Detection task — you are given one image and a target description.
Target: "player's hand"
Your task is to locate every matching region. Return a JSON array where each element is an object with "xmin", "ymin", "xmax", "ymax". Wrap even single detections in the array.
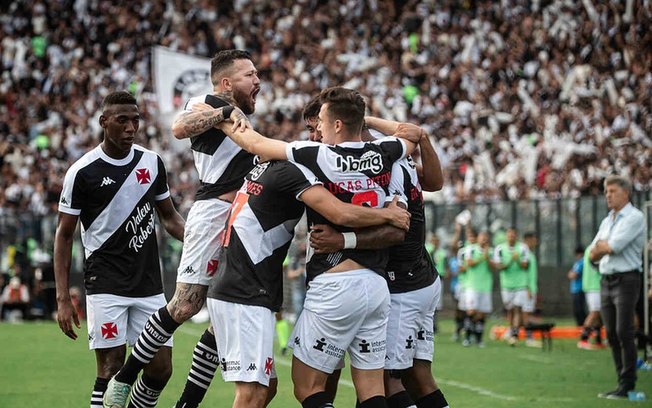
[
  {"xmin": 385, "ymin": 196, "xmax": 411, "ymax": 231},
  {"xmin": 394, "ymin": 123, "xmax": 422, "ymax": 143},
  {"xmin": 56, "ymin": 298, "xmax": 80, "ymax": 340},
  {"xmin": 229, "ymin": 107, "xmax": 251, "ymax": 132},
  {"xmin": 309, "ymin": 224, "xmax": 344, "ymax": 254}
]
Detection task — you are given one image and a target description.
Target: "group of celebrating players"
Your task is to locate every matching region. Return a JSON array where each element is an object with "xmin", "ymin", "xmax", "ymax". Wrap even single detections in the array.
[{"xmin": 54, "ymin": 49, "xmax": 450, "ymax": 408}]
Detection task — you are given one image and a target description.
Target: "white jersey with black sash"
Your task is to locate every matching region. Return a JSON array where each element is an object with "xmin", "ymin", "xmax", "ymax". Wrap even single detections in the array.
[
  {"xmin": 58, "ymin": 144, "xmax": 170, "ymax": 297},
  {"xmin": 285, "ymin": 137, "xmax": 406, "ymax": 283},
  {"xmin": 184, "ymin": 94, "xmax": 257, "ymax": 200}
]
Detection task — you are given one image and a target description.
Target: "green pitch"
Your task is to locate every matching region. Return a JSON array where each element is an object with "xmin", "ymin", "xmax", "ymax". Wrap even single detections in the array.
[{"xmin": 1, "ymin": 319, "xmax": 650, "ymax": 407}]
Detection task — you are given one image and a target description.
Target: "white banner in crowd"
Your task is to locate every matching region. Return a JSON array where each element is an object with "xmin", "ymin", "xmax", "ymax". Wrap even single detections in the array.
[{"xmin": 152, "ymin": 46, "xmax": 213, "ymax": 116}]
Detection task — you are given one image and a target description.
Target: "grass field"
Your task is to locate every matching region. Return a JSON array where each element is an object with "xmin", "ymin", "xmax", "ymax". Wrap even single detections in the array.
[{"xmin": 1, "ymin": 318, "xmax": 650, "ymax": 407}]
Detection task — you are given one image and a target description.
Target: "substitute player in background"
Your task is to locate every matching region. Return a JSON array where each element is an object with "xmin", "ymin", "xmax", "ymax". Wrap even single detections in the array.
[
  {"xmin": 493, "ymin": 227, "xmax": 530, "ymax": 346},
  {"xmin": 54, "ymin": 91, "xmax": 185, "ymax": 408},
  {"xmin": 207, "ymin": 156, "xmax": 409, "ymax": 408},
  {"xmin": 105, "ymin": 50, "xmax": 257, "ymax": 408},
  {"xmin": 462, "ymin": 231, "xmax": 494, "ymax": 348},
  {"xmin": 219, "ymin": 86, "xmax": 421, "ymax": 408}
]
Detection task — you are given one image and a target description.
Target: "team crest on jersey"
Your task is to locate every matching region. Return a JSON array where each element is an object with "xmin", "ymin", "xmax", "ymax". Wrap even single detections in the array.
[
  {"xmin": 336, "ymin": 151, "xmax": 383, "ymax": 174},
  {"xmin": 101, "ymin": 322, "xmax": 118, "ymax": 340},
  {"xmin": 136, "ymin": 168, "xmax": 151, "ymax": 184},
  {"xmin": 264, "ymin": 357, "xmax": 273, "ymax": 375},
  {"xmin": 249, "ymin": 162, "xmax": 270, "ymax": 181}
]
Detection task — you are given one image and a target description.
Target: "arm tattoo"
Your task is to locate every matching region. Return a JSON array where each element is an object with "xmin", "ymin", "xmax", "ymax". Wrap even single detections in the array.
[{"xmin": 178, "ymin": 109, "xmax": 226, "ymax": 138}]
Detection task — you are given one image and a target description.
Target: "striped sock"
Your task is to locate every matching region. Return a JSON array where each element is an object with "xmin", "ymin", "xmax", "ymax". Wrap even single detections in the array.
[
  {"xmin": 175, "ymin": 329, "xmax": 219, "ymax": 407},
  {"xmin": 127, "ymin": 375, "xmax": 165, "ymax": 408},
  {"xmin": 90, "ymin": 377, "xmax": 108, "ymax": 407},
  {"xmin": 116, "ymin": 307, "xmax": 179, "ymax": 385}
]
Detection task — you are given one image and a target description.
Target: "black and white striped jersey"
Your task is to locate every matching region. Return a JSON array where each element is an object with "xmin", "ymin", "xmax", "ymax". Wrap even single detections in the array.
[
  {"xmin": 207, "ymin": 160, "xmax": 320, "ymax": 312},
  {"xmin": 385, "ymin": 156, "xmax": 437, "ymax": 293},
  {"xmin": 59, "ymin": 144, "xmax": 170, "ymax": 297},
  {"xmin": 285, "ymin": 137, "xmax": 406, "ymax": 282},
  {"xmin": 184, "ymin": 94, "xmax": 257, "ymax": 200}
]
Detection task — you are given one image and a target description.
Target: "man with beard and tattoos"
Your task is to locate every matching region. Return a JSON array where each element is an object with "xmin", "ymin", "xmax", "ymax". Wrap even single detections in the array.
[{"xmin": 104, "ymin": 50, "xmax": 259, "ymax": 408}]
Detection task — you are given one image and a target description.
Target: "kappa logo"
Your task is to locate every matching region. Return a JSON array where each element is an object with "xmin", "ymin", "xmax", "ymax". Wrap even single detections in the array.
[
  {"xmin": 60, "ymin": 197, "xmax": 68, "ymax": 205},
  {"xmin": 101, "ymin": 322, "xmax": 118, "ymax": 340},
  {"xmin": 294, "ymin": 336, "xmax": 301, "ymax": 346},
  {"xmin": 246, "ymin": 363, "xmax": 257, "ymax": 371},
  {"xmin": 136, "ymin": 168, "xmax": 151, "ymax": 184},
  {"xmin": 100, "ymin": 177, "xmax": 116, "ymax": 187},
  {"xmin": 181, "ymin": 266, "xmax": 195, "ymax": 275}
]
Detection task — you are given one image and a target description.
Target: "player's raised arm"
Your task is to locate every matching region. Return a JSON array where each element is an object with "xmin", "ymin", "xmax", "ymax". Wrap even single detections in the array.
[
  {"xmin": 416, "ymin": 129, "xmax": 444, "ymax": 191},
  {"xmin": 365, "ymin": 115, "xmax": 421, "ymax": 158},
  {"xmin": 218, "ymin": 122, "xmax": 288, "ymax": 162},
  {"xmin": 54, "ymin": 213, "xmax": 81, "ymax": 340}
]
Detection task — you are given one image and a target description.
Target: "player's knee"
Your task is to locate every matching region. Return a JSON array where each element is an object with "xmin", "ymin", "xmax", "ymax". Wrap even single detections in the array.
[{"xmin": 169, "ymin": 299, "xmax": 204, "ymax": 322}]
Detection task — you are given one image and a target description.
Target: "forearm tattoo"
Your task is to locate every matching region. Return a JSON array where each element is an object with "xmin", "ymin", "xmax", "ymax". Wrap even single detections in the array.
[{"xmin": 178, "ymin": 109, "xmax": 225, "ymax": 137}]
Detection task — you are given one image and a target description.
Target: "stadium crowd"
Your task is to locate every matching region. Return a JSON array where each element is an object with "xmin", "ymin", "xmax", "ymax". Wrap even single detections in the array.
[{"xmin": 1, "ymin": 0, "xmax": 651, "ymax": 217}]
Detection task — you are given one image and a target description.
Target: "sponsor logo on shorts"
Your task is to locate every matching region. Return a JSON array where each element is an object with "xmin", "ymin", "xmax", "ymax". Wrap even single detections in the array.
[
  {"xmin": 405, "ymin": 335, "xmax": 414, "ymax": 349},
  {"xmin": 246, "ymin": 363, "xmax": 257, "ymax": 371},
  {"xmin": 313, "ymin": 338, "xmax": 344, "ymax": 359},
  {"xmin": 101, "ymin": 322, "xmax": 118, "ymax": 340},
  {"xmin": 313, "ymin": 337, "xmax": 327, "ymax": 352},
  {"xmin": 359, "ymin": 340, "xmax": 371, "ymax": 353},
  {"xmin": 294, "ymin": 336, "xmax": 301, "ymax": 346},
  {"xmin": 388, "ymin": 271, "xmax": 395, "ymax": 281},
  {"xmin": 220, "ymin": 358, "xmax": 240, "ymax": 372},
  {"xmin": 264, "ymin": 357, "xmax": 273, "ymax": 375},
  {"xmin": 417, "ymin": 329, "xmax": 425, "ymax": 340}
]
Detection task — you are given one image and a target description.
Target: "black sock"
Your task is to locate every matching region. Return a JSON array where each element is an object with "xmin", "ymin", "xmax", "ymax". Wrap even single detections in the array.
[
  {"xmin": 302, "ymin": 391, "xmax": 334, "ymax": 408},
  {"xmin": 91, "ymin": 377, "xmax": 109, "ymax": 407},
  {"xmin": 463, "ymin": 316, "xmax": 473, "ymax": 341},
  {"xmin": 593, "ymin": 327, "xmax": 602, "ymax": 343},
  {"xmin": 475, "ymin": 319, "xmax": 485, "ymax": 342},
  {"xmin": 128, "ymin": 374, "xmax": 167, "ymax": 408},
  {"xmin": 387, "ymin": 390, "xmax": 416, "ymax": 408},
  {"xmin": 455, "ymin": 314, "xmax": 464, "ymax": 335},
  {"xmin": 580, "ymin": 327, "xmax": 590, "ymax": 341},
  {"xmin": 175, "ymin": 329, "xmax": 219, "ymax": 408},
  {"xmin": 116, "ymin": 307, "xmax": 179, "ymax": 385},
  {"xmin": 360, "ymin": 395, "xmax": 388, "ymax": 408},
  {"xmin": 416, "ymin": 389, "xmax": 449, "ymax": 408}
]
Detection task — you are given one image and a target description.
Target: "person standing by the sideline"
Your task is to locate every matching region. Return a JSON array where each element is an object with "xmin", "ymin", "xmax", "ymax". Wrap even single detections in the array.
[{"xmin": 590, "ymin": 175, "xmax": 645, "ymax": 400}]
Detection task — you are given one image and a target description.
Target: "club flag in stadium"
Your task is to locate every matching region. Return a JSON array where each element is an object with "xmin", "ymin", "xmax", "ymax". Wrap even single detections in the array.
[{"xmin": 152, "ymin": 46, "xmax": 213, "ymax": 116}]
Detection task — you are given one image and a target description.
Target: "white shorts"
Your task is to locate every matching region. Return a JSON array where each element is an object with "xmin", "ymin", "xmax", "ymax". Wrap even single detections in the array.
[
  {"xmin": 86, "ymin": 293, "xmax": 171, "ymax": 350},
  {"xmin": 585, "ymin": 291, "xmax": 601, "ymax": 312},
  {"xmin": 457, "ymin": 286, "xmax": 468, "ymax": 311},
  {"xmin": 522, "ymin": 292, "xmax": 536, "ymax": 313},
  {"xmin": 501, "ymin": 288, "xmax": 528, "ymax": 310},
  {"xmin": 207, "ymin": 299, "xmax": 277, "ymax": 386},
  {"xmin": 464, "ymin": 289, "xmax": 493, "ymax": 313},
  {"xmin": 288, "ymin": 269, "xmax": 390, "ymax": 373},
  {"xmin": 177, "ymin": 199, "xmax": 230, "ymax": 286},
  {"xmin": 386, "ymin": 278, "xmax": 441, "ymax": 370}
]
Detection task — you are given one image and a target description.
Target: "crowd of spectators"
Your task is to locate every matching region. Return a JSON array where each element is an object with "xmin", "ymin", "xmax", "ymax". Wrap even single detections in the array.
[
  {"xmin": 1, "ymin": 0, "xmax": 651, "ymax": 322},
  {"xmin": 1, "ymin": 0, "xmax": 651, "ymax": 213}
]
